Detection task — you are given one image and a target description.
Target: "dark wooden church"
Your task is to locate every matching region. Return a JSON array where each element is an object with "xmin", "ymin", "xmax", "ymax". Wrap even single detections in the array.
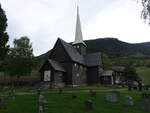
[{"xmin": 40, "ymin": 7, "xmax": 114, "ymax": 88}]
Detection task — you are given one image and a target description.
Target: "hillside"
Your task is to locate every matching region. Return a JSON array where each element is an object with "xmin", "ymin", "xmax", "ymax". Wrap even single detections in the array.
[
  {"xmin": 136, "ymin": 67, "xmax": 150, "ymax": 84},
  {"xmin": 37, "ymin": 38, "xmax": 150, "ymax": 61}
]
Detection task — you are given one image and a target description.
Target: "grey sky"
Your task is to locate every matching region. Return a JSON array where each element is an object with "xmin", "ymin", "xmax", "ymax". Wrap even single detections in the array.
[{"xmin": 1, "ymin": 0, "xmax": 150, "ymax": 56}]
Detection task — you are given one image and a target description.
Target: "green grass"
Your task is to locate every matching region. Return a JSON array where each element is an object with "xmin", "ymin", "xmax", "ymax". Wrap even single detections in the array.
[
  {"xmin": 0, "ymin": 87, "xmax": 150, "ymax": 113},
  {"xmin": 0, "ymin": 72, "xmax": 4, "ymax": 76},
  {"xmin": 136, "ymin": 67, "xmax": 150, "ymax": 84}
]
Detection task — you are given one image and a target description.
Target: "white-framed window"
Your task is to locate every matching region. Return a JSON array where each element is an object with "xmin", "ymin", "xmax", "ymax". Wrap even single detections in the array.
[{"xmin": 44, "ymin": 70, "xmax": 51, "ymax": 81}]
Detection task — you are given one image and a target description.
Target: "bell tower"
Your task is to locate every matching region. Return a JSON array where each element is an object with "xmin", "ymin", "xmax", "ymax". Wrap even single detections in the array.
[{"xmin": 72, "ymin": 6, "xmax": 87, "ymax": 55}]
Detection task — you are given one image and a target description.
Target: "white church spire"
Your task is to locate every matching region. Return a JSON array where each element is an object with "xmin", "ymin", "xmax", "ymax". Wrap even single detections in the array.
[{"xmin": 73, "ymin": 6, "xmax": 86, "ymax": 46}]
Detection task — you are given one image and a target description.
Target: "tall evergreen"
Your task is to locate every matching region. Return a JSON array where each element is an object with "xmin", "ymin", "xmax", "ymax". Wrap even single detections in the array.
[{"xmin": 0, "ymin": 3, "xmax": 9, "ymax": 62}]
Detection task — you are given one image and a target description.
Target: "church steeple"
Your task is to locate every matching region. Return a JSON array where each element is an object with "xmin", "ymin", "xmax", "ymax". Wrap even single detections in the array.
[
  {"xmin": 73, "ymin": 6, "xmax": 86, "ymax": 46},
  {"xmin": 73, "ymin": 5, "xmax": 87, "ymax": 55}
]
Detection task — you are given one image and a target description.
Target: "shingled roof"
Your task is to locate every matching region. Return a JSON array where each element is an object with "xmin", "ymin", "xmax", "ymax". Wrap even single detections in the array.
[
  {"xmin": 112, "ymin": 66, "xmax": 126, "ymax": 72},
  {"xmin": 48, "ymin": 59, "xmax": 66, "ymax": 72},
  {"xmin": 84, "ymin": 52, "xmax": 103, "ymax": 67},
  {"xmin": 58, "ymin": 38, "xmax": 85, "ymax": 65}
]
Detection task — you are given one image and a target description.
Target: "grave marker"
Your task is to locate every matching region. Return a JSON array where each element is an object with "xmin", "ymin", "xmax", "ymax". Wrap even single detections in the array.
[
  {"xmin": 89, "ymin": 90, "xmax": 96, "ymax": 98},
  {"xmin": 125, "ymin": 96, "xmax": 133, "ymax": 106},
  {"xmin": 84, "ymin": 100, "xmax": 93, "ymax": 110},
  {"xmin": 141, "ymin": 93, "xmax": 150, "ymax": 111},
  {"xmin": 106, "ymin": 91, "xmax": 120, "ymax": 102}
]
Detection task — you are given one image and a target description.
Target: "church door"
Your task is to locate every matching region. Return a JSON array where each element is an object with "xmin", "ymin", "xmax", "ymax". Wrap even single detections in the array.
[{"xmin": 44, "ymin": 70, "xmax": 51, "ymax": 81}]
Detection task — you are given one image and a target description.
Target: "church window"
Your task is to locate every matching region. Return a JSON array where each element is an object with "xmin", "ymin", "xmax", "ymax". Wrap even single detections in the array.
[
  {"xmin": 76, "ymin": 73, "xmax": 79, "ymax": 77},
  {"xmin": 74, "ymin": 63, "xmax": 77, "ymax": 67}
]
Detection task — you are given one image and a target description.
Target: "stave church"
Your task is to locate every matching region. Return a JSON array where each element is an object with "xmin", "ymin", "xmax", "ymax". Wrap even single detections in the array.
[{"xmin": 39, "ymin": 6, "xmax": 115, "ymax": 88}]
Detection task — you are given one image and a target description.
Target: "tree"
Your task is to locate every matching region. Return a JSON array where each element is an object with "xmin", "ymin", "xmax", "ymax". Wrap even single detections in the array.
[
  {"xmin": 141, "ymin": 0, "xmax": 150, "ymax": 24},
  {"xmin": 3, "ymin": 36, "xmax": 37, "ymax": 77},
  {"xmin": 125, "ymin": 65, "xmax": 141, "ymax": 82},
  {"xmin": 0, "ymin": 4, "xmax": 9, "ymax": 63},
  {"xmin": 102, "ymin": 53, "xmax": 112, "ymax": 69}
]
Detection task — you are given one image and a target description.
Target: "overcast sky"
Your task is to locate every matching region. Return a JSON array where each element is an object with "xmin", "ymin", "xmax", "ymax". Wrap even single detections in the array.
[{"xmin": 1, "ymin": 0, "xmax": 150, "ymax": 56}]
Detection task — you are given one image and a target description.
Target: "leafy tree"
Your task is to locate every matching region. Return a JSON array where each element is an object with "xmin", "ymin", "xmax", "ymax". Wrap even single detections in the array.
[
  {"xmin": 3, "ymin": 36, "xmax": 38, "ymax": 77},
  {"xmin": 141, "ymin": 0, "xmax": 150, "ymax": 24},
  {"xmin": 102, "ymin": 53, "xmax": 112, "ymax": 69},
  {"xmin": 125, "ymin": 65, "xmax": 141, "ymax": 82},
  {"xmin": 0, "ymin": 4, "xmax": 9, "ymax": 65}
]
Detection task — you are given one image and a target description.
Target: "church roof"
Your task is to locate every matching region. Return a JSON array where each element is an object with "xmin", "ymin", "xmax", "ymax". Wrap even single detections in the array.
[
  {"xmin": 48, "ymin": 59, "xmax": 66, "ymax": 72},
  {"xmin": 72, "ymin": 6, "xmax": 86, "ymax": 46},
  {"xmin": 112, "ymin": 66, "xmax": 126, "ymax": 72},
  {"xmin": 84, "ymin": 52, "xmax": 103, "ymax": 67},
  {"xmin": 58, "ymin": 38, "xmax": 85, "ymax": 65}
]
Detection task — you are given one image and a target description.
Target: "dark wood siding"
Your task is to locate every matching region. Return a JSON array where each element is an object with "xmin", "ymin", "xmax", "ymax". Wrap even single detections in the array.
[
  {"xmin": 61, "ymin": 62, "xmax": 72, "ymax": 85},
  {"xmin": 50, "ymin": 40, "xmax": 71, "ymax": 62},
  {"xmin": 87, "ymin": 66, "xmax": 99, "ymax": 85},
  {"xmin": 72, "ymin": 63, "xmax": 87, "ymax": 86}
]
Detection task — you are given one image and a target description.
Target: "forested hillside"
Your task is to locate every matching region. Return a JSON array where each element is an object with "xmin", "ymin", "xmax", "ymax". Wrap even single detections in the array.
[{"xmin": 38, "ymin": 38, "xmax": 150, "ymax": 61}]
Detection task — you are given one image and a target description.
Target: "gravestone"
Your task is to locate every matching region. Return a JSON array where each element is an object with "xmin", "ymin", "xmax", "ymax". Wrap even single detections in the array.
[
  {"xmin": 138, "ymin": 82, "xmax": 142, "ymax": 91},
  {"xmin": 89, "ymin": 90, "xmax": 96, "ymax": 98},
  {"xmin": 69, "ymin": 92, "xmax": 77, "ymax": 99},
  {"xmin": 141, "ymin": 93, "xmax": 150, "ymax": 111},
  {"xmin": 106, "ymin": 91, "xmax": 120, "ymax": 102},
  {"xmin": 37, "ymin": 89, "xmax": 42, "ymax": 96},
  {"xmin": 0, "ymin": 98, "xmax": 7, "ymax": 109},
  {"xmin": 38, "ymin": 94, "xmax": 45, "ymax": 113},
  {"xmin": 133, "ymin": 86, "xmax": 138, "ymax": 90},
  {"xmin": 11, "ymin": 90, "xmax": 16, "ymax": 99},
  {"xmin": 58, "ymin": 88, "xmax": 63, "ymax": 94},
  {"xmin": 84, "ymin": 100, "xmax": 93, "ymax": 110},
  {"xmin": 125, "ymin": 96, "xmax": 133, "ymax": 106},
  {"xmin": 7, "ymin": 89, "xmax": 16, "ymax": 99}
]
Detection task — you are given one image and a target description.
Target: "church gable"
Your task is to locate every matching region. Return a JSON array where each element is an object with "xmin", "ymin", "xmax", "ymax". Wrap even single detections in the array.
[{"xmin": 50, "ymin": 38, "xmax": 72, "ymax": 62}]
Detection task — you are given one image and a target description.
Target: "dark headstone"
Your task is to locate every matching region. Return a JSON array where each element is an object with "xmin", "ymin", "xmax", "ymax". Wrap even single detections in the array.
[
  {"xmin": 85, "ymin": 100, "xmax": 93, "ymax": 110},
  {"xmin": 37, "ymin": 89, "xmax": 42, "ymax": 96},
  {"xmin": 106, "ymin": 91, "xmax": 120, "ymax": 102},
  {"xmin": 69, "ymin": 92, "xmax": 77, "ymax": 99},
  {"xmin": 138, "ymin": 82, "xmax": 142, "ymax": 91},
  {"xmin": 141, "ymin": 93, "xmax": 150, "ymax": 111},
  {"xmin": 145, "ymin": 86, "xmax": 149, "ymax": 91},
  {"xmin": 58, "ymin": 88, "xmax": 63, "ymax": 94},
  {"xmin": 89, "ymin": 90, "xmax": 96, "ymax": 97},
  {"xmin": 0, "ymin": 98, "xmax": 7, "ymax": 109},
  {"xmin": 125, "ymin": 96, "xmax": 133, "ymax": 106},
  {"xmin": 128, "ymin": 86, "xmax": 132, "ymax": 91},
  {"xmin": 133, "ymin": 86, "xmax": 138, "ymax": 90}
]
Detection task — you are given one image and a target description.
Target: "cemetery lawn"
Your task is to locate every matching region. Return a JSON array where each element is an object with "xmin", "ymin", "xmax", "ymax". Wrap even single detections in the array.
[
  {"xmin": 136, "ymin": 67, "xmax": 150, "ymax": 84},
  {"xmin": 0, "ymin": 87, "xmax": 150, "ymax": 113}
]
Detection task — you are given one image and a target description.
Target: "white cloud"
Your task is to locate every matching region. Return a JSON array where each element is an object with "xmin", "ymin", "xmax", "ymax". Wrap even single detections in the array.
[{"xmin": 1, "ymin": 0, "xmax": 150, "ymax": 56}]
